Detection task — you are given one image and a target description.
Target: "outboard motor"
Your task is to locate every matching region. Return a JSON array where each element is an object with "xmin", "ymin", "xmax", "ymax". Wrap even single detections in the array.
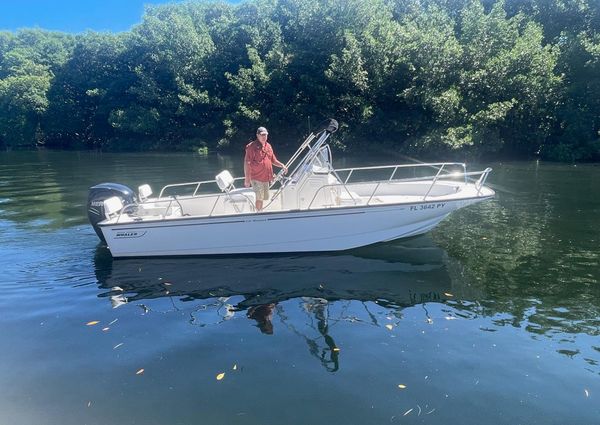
[{"xmin": 87, "ymin": 183, "xmax": 136, "ymax": 243}]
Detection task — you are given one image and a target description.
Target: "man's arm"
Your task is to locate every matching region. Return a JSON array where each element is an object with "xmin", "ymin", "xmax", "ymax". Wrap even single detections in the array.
[{"xmin": 272, "ymin": 154, "xmax": 287, "ymax": 173}]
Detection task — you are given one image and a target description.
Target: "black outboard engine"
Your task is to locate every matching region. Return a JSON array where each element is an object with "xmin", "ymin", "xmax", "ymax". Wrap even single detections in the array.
[{"xmin": 87, "ymin": 183, "xmax": 136, "ymax": 243}]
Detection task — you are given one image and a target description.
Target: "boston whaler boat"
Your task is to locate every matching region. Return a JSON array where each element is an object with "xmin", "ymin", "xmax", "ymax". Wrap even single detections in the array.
[{"xmin": 87, "ymin": 119, "xmax": 494, "ymax": 257}]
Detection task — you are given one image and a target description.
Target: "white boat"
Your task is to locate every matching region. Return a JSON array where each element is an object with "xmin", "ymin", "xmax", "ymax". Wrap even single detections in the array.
[{"xmin": 87, "ymin": 119, "xmax": 494, "ymax": 257}]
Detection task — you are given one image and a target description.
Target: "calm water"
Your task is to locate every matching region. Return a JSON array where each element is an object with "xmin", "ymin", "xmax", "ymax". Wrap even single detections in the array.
[{"xmin": 0, "ymin": 151, "xmax": 599, "ymax": 425}]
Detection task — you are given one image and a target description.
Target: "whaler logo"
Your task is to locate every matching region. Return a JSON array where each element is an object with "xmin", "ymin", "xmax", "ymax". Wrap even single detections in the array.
[{"xmin": 115, "ymin": 231, "xmax": 147, "ymax": 239}]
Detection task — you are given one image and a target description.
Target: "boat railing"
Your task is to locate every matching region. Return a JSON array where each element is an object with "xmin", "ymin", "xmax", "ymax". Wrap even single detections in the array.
[
  {"xmin": 113, "ymin": 196, "xmax": 184, "ymax": 224},
  {"xmin": 334, "ymin": 162, "xmax": 468, "ymax": 185},
  {"xmin": 110, "ymin": 178, "xmax": 256, "ymax": 223},
  {"xmin": 157, "ymin": 176, "xmax": 246, "ymax": 198},
  {"xmin": 307, "ymin": 165, "xmax": 492, "ymax": 209},
  {"xmin": 475, "ymin": 167, "xmax": 493, "ymax": 195}
]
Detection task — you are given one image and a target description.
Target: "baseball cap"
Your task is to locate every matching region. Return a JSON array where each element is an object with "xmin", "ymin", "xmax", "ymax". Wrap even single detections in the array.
[{"xmin": 256, "ymin": 126, "xmax": 268, "ymax": 135}]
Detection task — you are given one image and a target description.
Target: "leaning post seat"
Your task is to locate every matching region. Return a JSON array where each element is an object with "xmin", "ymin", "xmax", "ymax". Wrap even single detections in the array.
[{"xmin": 215, "ymin": 170, "xmax": 256, "ymax": 211}]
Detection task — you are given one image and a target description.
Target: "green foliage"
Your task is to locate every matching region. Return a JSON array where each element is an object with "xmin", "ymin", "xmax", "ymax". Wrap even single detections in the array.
[{"xmin": 0, "ymin": 0, "xmax": 598, "ymax": 160}]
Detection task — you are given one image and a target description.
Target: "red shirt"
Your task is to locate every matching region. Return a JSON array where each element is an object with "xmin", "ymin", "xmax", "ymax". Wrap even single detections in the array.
[{"xmin": 245, "ymin": 140, "xmax": 279, "ymax": 182}]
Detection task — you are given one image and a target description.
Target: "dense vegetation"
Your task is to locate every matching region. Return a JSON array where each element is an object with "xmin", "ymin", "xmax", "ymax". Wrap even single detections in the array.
[{"xmin": 0, "ymin": 0, "xmax": 599, "ymax": 160}]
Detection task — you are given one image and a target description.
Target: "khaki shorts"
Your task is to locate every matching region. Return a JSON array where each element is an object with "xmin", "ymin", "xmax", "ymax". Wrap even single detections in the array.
[{"xmin": 251, "ymin": 180, "xmax": 270, "ymax": 201}]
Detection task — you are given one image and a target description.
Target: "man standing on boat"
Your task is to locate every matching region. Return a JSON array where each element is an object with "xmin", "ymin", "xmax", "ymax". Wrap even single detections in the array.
[{"xmin": 244, "ymin": 126, "xmax": 287, "ymax": 211}]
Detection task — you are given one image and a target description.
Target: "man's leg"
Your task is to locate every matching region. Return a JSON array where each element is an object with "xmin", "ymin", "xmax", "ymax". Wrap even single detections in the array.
[{"xmin": 255, "ymin": 200, "xmax": 263, "ymax": 211}]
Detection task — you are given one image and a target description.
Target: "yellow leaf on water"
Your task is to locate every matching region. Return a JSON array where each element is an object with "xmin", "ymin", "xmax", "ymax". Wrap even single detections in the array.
[
  {"xmin": 385, "ymin": 324, "xmax": 393, "ymax": 330},
  {"xmin": 136, "ymin": 369, "xmax": 144, "ymax": 375},
  {"xmin": 333, "ymin": 347, "xmax": 341, "ymax": 352},
  {"xmin": 86, "ymin": 321, "xmax": 99, "ymax": 326},
  {"xmin": 444, "ymin": 292, "xmax": 454, "ymax": 297},
  {"xmin": 398, "ymin": 384, "xmax": 407, "ymax": 389},
  {"xmin": 216, "ymin": 372, "xmax": 225, "ymax": 381}
]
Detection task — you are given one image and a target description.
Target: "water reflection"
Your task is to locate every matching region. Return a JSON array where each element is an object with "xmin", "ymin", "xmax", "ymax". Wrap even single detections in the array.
[
  {"xmin": 94, "ymin": 236, "xmax": 470, "ymax": 310},
  {"xmin": 93, "ymin": 236, "xmax": 477, "ymax": 371}
]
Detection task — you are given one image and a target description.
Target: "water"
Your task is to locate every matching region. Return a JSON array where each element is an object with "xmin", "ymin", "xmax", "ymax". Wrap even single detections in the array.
[{"xmin": 0, "ymin": 151, "xmax": 599, "ymax": 425}]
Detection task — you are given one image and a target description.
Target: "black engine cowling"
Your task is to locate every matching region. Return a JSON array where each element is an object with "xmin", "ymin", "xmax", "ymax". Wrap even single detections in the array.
[{"xmin": 87, "ymin": 183, "xmax": 136, "ymax": 243}]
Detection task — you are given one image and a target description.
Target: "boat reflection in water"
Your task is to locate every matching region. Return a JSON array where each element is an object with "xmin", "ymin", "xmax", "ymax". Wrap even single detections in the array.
[{"xmin": 94, "ymin": 235, "xmax": 478, "ymax": 371}]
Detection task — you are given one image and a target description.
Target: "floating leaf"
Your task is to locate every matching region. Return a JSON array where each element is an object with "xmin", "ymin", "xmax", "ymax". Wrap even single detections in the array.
[
  {"xmin": 136, "ymin": 368, "xmax": 144, "ymax": 375},
  {"xmin": 163, "ymin": 282, "xmax": 172, "ymax": 286},
  {"xmin": 398, "ymin": 384, "xmax": 407, "ymax": 389},
  {"xmin": 108, "ymin": 319, "xmax": 118, "ymax": 325},
  {"xmin": 216, "ymin": 372, "xmax": 225, "ymax": 380},
  {"xmin": 87, "ymin": 401, "xmax": 92, "ymax": 407},
  {"xmin": 585, "ymin": 389, "xmax": 589, "ymax": 397},
  {"xmin": 232, "ymin": 364, "xmax": 237, "ymax": 370},
  {"xmin": 403, "ymin": 408, "xmax": 413, "ymax": 416},
  {"xmin": 86, "ymin": 321, "xmax": 99, "ymax": 326},
  {"xmin": 113, "ymin": 343, "xmax": 124, "ymax": 349},
  {"xmin": 444, "ymin": 292, "xmax": 454, "ymax": 297},
  {"xmin": 385, "ymin": 324, "xmax": 393, "ymax": 330},
  {"xmin": 332, "ymin": 347, "xmax": 340, "ymax": 352},
  {"xmin": 102, "ymin": 327, "xmax": 110, "ymax": 332}
]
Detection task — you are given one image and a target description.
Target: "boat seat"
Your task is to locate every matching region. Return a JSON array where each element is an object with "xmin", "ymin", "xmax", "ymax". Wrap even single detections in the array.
[
  {"xmin": 224, "ymin": 188, "xmax": 255, "ymax": 214},
  {"xmin": 138, "ymin": 184, "xmax": 153, "ymax": 201},
  {"xmin": 216, "ymin": 170, "xmax": 235, "ymax": 192},
  {"xmin": 227, "ymin": 188, "xmax": 256, "ymax": 204},
  {"xmin": 103, "ymin": 196, "xmax": 124, "ymax": 220},
  {"xmin": 216, "ymin": 170, "xmax": 256, "ymax": 212}
]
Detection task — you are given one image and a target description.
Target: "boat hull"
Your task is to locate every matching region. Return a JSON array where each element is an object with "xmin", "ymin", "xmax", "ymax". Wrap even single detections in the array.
[{"xmin": 100, "ymin": 196, "xmax": 490, "ymax": 257}]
